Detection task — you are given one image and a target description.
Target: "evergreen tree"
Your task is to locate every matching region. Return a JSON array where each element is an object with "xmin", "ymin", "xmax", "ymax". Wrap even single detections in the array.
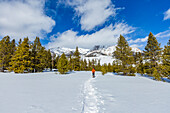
[
  {"xmin": 46, "ymin": 49, "xmax": 52, "ymax": 70},
  {"xmin": 31, "ymin": 37, "xmax": 46, "ymax": 72},
  {"xmin": 10, "ymin": 39, "xmax": 16, "ymax": 56},
  {"xmin": 10, "ymin": 38, "xmax": 32, "ymax": 73},
  {"xmin": 134, "ymin": 52, "xmax": 141, "ymax": 65},
  {"xmin": 101, "ymin": 63, "xmax": 108, "ymax": 75},
  {"xmin": 42, "ymin": 49, "xmax": 51, "ymax": 70},
  {"xmin": 80, "ymin": 60, "xmax": 85, "ymax": 71},
  {"xmin": 0, "ymin": 39, "xmax": 3, "ymax": 71},
  {"xmin": 143, "ymin": 62, "xmax": 151, "ymax": 74},
  {"xmin": 31, "ymin": 37, "xmax": 38, "ymax": 72},
  {"xmin": 152, "ymin": 67, "xmax": 162, "ymax": 81},
  {"xmin": 57, "ymin": 53, "xmax": 69, "ymax": 74},
  {"xmin": 92, "ymin": 59, "xmax": 95, "ymax": 67},
  {"xmin": 137, "ymin": 52, "xmax": 145, "ymax": 75},
  {"xmin": 128, "ymin": 66, "xmax": 136, "ymax": 76},
  {"xmin": 96, "ymin": 60, "xmax": 101, "ymax": 71},
  {"xmin": 144, "ymin": 32, "xmax": 162, "ymax": 79},
  {"xmin": 162, "ymin": 39, "xmax": 170, "ymax": 77},
  {"xmin": 83, "ymin": 59, "xmax": 88, "ymax": 71},
  {"xmin": 18, "ymin": 39, "xmax": 22, "ymax": 46},
  {"xmin": 80, "ymin": 59, "xmax": 88, "ymax": 71},
  {"xmin": 91, "ymin": 59, "xmax": 97, "ymax": 68},
  {"xmin": 107, "ymin": 63, "xmax": 112, "ymax": 72},
  {"xmin": 112, "ymin": 60, "xmax": 121, "ymax": 73},
  {"xmin": 73, "ymin": 47, "xmax": 80, "ymax": 71},
  {"xmin": 68, "ymin": 55, "xmax": 73, "ymax": 71},
  {"xmin": 88, "ymin": 60, "xmax": 92, "ymax": 71},
  {"xmin": 112, "ymin": 61, "xmax": 117, "ymax": 73},
  {"xmin": 0, "ymin": 36, "xmax": 13, "ymax": 71},
  {"xmin": 113, "ymin": 35, "xmax": 134, "ymax": 75},
  {"xmin": 8, "ymin": 39, "xmax": 16, "ymax": 70},
  {"xmin": 55, "ymin": 56, "xmax": 60, "ymax": 69},
  {"xmin": 37, "ymin": 47, "xmax": 47, "ymax": 72}
]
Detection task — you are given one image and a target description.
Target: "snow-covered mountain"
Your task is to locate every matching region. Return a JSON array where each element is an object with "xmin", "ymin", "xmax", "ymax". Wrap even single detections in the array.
[
  {"xmin": 131, "ymin": 47, "xmax": 143, "ymax": 53},
  {"xmin": 50, "ymin": 45, "xmax": 142, "ymax": 57},
  {"xmin": 86, "ymin": 46, "xmax": 117, "ymax": 57},
  {"xmin": 50, "ymin": 47, "xmax": 90, "ymax": 56},
  {"xmin": 50, "ymin": 46, "xmax": 142, "ymax": 65},
  {"xmin": 83, "ymin": 45, "xmax": 142, "ymax": 57}
]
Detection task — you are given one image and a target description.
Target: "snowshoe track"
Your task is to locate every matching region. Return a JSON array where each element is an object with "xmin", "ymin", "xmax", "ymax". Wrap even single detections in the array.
[{"xmin": 81, "ymin": 77, "xmax": 104, "ymax": 113}]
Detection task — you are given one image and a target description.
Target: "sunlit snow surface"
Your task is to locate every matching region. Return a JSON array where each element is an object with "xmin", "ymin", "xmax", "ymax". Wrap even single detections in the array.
[{"xmin": 0, "ymin": 71, "xmax": 170, "ymax": 113}]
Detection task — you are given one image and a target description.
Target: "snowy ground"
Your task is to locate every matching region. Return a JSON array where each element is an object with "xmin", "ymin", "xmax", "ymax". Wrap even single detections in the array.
[{"xmin": 0, "ymin": 71, "xmax": 170, "ymax": 113}]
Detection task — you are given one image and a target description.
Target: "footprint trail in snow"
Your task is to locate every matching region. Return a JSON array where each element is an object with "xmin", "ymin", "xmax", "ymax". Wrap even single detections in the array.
[{"xmin": 82, "ymin": 77, "xmax": 104, "ymax": 113}]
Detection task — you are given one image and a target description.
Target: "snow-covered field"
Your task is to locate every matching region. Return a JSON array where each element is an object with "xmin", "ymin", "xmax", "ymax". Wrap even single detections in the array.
[{"xmin": 0, "ymin": 72, "xmax": 170, "ymax": 113}]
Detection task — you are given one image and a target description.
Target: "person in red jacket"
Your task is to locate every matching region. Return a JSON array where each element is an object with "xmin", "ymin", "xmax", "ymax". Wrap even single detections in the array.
[{"xmin": 92, "ymin": 68, "xmax": 95, "ymax": 78}]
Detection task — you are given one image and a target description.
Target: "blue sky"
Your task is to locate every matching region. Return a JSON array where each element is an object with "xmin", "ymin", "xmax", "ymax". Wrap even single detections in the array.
[{"xmin": 0, "ymin": 0, "xmax": 169, "ymax": 50}]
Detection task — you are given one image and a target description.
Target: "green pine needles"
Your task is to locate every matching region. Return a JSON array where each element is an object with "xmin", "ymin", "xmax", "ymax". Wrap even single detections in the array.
[
  {"xmin": 144, "ymin": 32, "xmax": 162, "ymax": 80},
  {"xmin": 162, "ymin": 39, "xmax": 170, "ymax": 78},
  {"xmin": 73, "ymin": 47, "xmax": 81, "ymax": 71},
  {"xmin": 57, "ymin": 53, "xmax": 69, "ymax": 74},
  {"xmin": 10, "ymin": 38, "xmax": 32, "ymax": 73},
  {"xmin": 114, "ymin": 35, "xmax": 135, "ymax": 76}
]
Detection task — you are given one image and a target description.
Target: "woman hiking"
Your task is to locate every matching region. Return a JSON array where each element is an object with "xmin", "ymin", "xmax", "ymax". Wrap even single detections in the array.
[{"xmin": 92, "ymin": 68, "xmax": 95, "ymax": 78}]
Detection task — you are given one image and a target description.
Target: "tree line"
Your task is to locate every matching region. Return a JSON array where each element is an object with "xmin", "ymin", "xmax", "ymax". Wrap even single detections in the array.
[
  {"xmin": 110, "ymin": 32, "xmax": 169, "ymax": 80},
  {"xmin": 0, "ymin": 32, "xmax": 169, "ymax": 80},
  {"xmin": 0, "ymin": 36, "xmax": 53, "ymax": 73},
  {"xmin": 0, "ymin": 36, "xmax": 101, "ymax": 74}
]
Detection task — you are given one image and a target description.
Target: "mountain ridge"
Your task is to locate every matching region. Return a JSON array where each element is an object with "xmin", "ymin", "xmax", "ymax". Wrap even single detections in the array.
[{"xmin": 50, "ymin": 45, "xmax": 142, "ymax": 57}]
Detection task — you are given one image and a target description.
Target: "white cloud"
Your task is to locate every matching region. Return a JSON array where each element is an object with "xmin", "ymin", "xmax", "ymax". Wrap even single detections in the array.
[
  {"xmin": 155, "ymin": 30, "xmax": 170, "ymax": 38},
  {"xmin": 164, "ymin": 8, "xmax": 170, "ymax": 20},
  {"xmin": 129, "ymin": 29, "xmax": 170, "ymax": 44},
  {"xmin": 0, "ymin": 0, "xmax": 55, "ymax": 41},
  {"xmin": 64, "ymin": 0, "xmax": 118, "ymax": 31},
  {"xmin": 47, "ymin": 22, "xmax": 135, "ymax": 49},
  {"xmin": 129, "ymin": 36, "xmax": 148, "ymax": 44}
]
